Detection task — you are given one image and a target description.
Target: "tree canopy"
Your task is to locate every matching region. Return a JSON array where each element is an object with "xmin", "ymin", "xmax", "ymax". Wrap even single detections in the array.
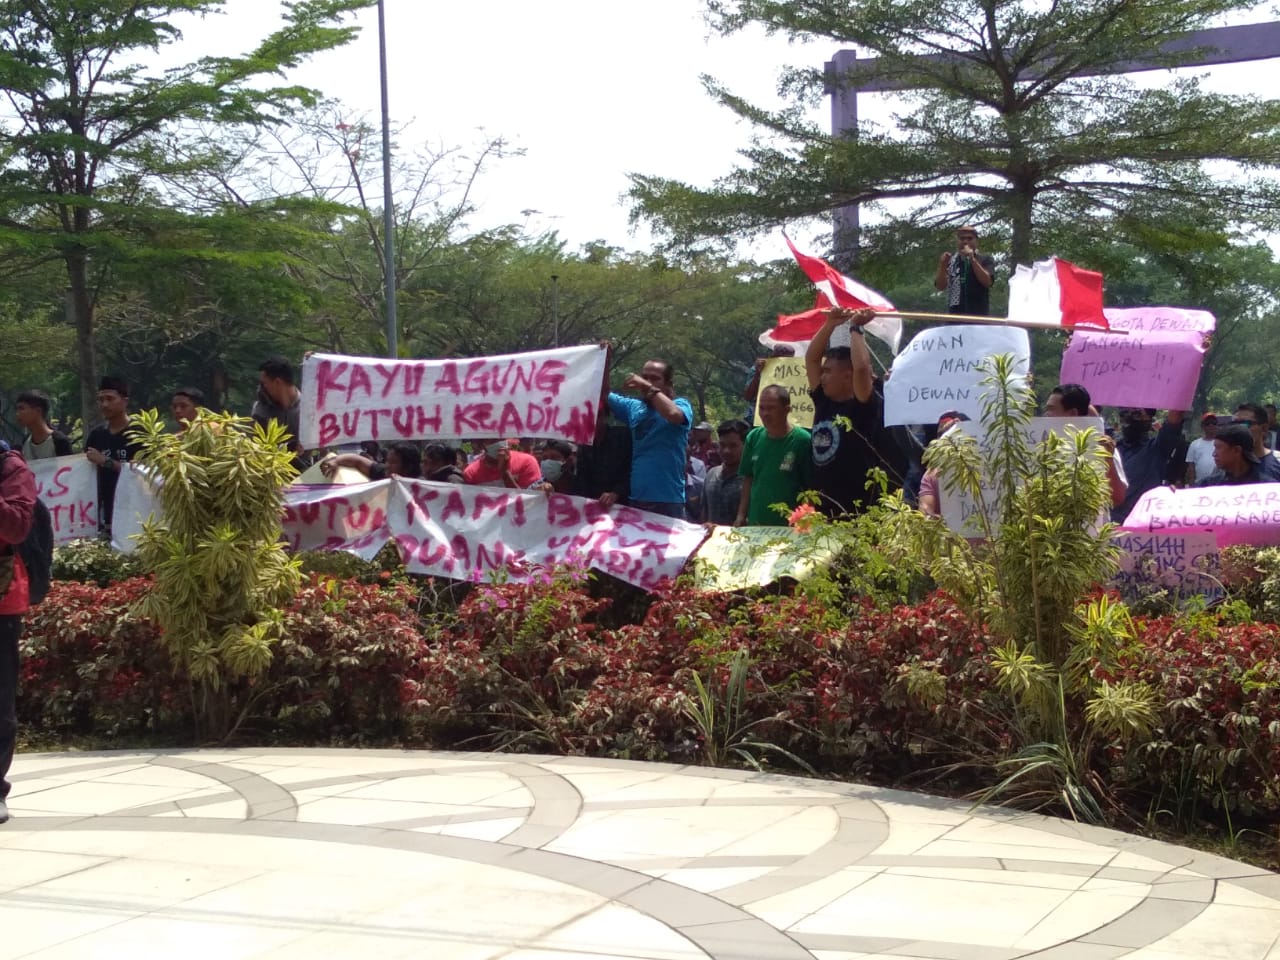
[
  {"xmin": 629, "ymin": 0, "xmax": 1280, "ymax": 266},
  {"xmin": 0, "ymin": 0, "xmax": 371, "ymax": 425}
]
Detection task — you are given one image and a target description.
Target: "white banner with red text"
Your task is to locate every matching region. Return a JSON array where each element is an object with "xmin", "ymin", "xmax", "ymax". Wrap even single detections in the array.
[
  {"xmin": 299, "ymin": 345, "xmax": 608, "ymax": 449},
  {"xmin": 387, "ymin": 479, "xmax": 708, "ymax": 589},
  {"xmin": 29, "ymin": 455, "xmax": 99, "ymax": 543},
  {"xmin": 109, "ymin": 472, "xmax": 709, "ymax": 591}
]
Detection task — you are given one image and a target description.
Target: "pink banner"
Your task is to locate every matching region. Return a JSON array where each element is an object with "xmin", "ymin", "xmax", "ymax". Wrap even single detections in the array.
[
  {"xmin": 1120, "ymin": 484, "xmax": 1280, "ymax": 548},
  {"xmin": 1103, "ymin": 306, "xmax": 1216, "ymax": 334},
  {"xmin": 1059, "ymin": 328, "xmax": 1205, "ymax": 410},
  {"xmin": 389, "ymin": 479, "xmax": 708, "ymax": 589}
]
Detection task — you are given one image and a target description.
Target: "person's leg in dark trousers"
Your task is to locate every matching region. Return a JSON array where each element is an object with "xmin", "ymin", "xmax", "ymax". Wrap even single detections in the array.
[{"xmin": 0, "ymin": 613, "xmax": 21, "ymax": 822}]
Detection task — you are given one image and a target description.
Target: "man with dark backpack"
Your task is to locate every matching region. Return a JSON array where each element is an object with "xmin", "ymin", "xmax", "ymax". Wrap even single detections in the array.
[{"xmin": 0, "ymin": 449, "xmax": 37, "ymax": 824}]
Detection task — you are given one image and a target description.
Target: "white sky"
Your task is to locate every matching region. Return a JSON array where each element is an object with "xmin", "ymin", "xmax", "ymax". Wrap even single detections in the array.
[{"xmin": 176, "ymin": 1, "xmax": 1274, "ymax": 258}]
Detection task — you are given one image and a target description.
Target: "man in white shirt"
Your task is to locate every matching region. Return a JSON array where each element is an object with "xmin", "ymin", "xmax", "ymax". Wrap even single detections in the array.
[{"xmin": 1184, "ymin": 413, "xmax": 1221, "ymax": 485}]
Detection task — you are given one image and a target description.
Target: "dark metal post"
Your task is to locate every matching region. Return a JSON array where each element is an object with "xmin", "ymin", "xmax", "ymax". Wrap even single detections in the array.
[
  {"xmin": 378, "ymin": 0, "xmax": 397, "ymax": 358},
  {"xmin": 550, "ymin": 274, "xmax": 560, "ymax": 347},
  {"xmin": 824, "ymin": 49, "xmax": 861, "ymax": 272}
]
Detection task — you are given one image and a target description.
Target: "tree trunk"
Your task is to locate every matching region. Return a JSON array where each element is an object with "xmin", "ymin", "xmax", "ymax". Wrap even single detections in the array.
[
  {"xmin": 67, "ymin": 251, "xmax": 98, "ymax": 433},
  {"xmin": 1009, "ymin": 183, "xmax": 1035, "ymax": 267}
]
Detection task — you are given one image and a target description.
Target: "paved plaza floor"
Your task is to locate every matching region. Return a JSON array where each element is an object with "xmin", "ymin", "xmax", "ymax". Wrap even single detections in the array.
[{"xmin": 0, "ymin": 749, "xmax": 1277, "ymax": 959}]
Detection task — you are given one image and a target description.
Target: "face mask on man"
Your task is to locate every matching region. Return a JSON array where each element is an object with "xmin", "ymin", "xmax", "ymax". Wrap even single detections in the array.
[
  {"xmin": 540, "ymin": 460, "xmax": 564, "ymax": 483},
  {"xmin": 257, "ymin": 384, "xmax": 273, "ymax": 407},
  {"xmin": 1121, "ymin": 418, "xmax": 1151, "ymax": 443}
]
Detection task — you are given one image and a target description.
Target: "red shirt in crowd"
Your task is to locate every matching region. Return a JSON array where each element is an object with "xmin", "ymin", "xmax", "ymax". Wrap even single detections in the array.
[
  {"xmin": 462, "ymin": 450, "xmax": 542, "ymax": 488},
  {"xmin": 0, "ymin": 452, "xmax": 36, "ymax": 616}
]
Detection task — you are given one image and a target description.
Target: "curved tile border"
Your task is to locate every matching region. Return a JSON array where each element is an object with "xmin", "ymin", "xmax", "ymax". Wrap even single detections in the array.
[
  {"xmin": 20, "ymin": 815, "xmax": 817, "ymax": 960},
  {"xmin": 11, "ymin": 747, "xmax": 1278, "ymax": 960}
]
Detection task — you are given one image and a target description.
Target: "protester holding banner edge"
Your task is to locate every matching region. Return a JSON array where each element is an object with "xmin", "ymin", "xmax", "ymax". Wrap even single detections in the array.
[{"xmin": 84, "ymin": 376, "xmax": 142, "ymax": 539}]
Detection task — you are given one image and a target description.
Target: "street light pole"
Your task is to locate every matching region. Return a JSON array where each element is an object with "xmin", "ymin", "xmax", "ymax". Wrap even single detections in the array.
[
  {"xmin": 550, "ymin": 274, "xmax": 560, "ymax": 348},
  {"xmin": 377, "ymin": 0, "xmax": 397, "ymax": 358}
]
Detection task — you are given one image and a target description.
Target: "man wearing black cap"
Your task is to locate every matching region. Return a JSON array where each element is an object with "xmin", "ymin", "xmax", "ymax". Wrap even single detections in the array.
[
  {"xmin": 1195, "ymin": 424, "xmax": 1267, "ymax": 487},
  {"xmin": 84, "ymin": 376, "xmax": 142, "ymax": 537}
]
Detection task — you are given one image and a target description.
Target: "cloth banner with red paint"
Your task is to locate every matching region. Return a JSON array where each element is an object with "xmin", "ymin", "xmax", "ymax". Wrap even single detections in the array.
[
  {"xmin": 282, "ymin": 481, "xmax": 391, "ymax": 560},
  {"xmin": 29, "ymin": 455, "xmax": 99, "ymax": 543},
  {"xmin": 106, "ymin": 473, "xmax": 710, "ymax": 590},
  {"xmin": 300, "ymin": 345, "xmax": 608, "ymax": 448},
  {"xmin": 388, "ymin": 479, "xmax": 709, "ymax": 590}
]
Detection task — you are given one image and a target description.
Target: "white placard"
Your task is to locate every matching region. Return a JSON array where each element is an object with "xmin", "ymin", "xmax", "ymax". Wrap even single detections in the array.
[
  {"xmin": 937, "ymin": 417, "xmax": 1106, "ymax": 534},
  {"xmin": 29, "ymin": 455, "xmax": 98, "ymax": 543},
  {"xmin": 884, "ymin": 325, "xmax": 1031, "ymax": 426}
]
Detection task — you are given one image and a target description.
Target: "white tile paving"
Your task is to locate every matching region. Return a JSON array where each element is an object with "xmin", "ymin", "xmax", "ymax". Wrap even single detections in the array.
[{"xmin": 0, "ymin": 748, "xmax": 1275, "ymax": 960}]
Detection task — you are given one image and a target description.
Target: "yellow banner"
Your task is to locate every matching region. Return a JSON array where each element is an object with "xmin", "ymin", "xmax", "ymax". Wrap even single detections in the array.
[
  {"xmin": 691, "ymin": 525, "xmax": 837, "ymax": 592},
  {"xmin": 753, "ymin": 357, "xmax": 814, "ymax": 429}
]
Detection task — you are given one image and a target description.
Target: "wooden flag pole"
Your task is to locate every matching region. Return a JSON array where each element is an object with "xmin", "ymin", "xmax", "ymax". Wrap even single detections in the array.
[{"xmin": 871, "ymin": 309, "xmax": 1128, "ymax": 335}]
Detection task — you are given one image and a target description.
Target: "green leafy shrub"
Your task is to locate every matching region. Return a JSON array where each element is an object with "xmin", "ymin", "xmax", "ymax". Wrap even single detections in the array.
[
  {"xmin": 132, "ymin": 409, "xmax": 301, "ymax": 741},
  {"xmin": 1221, "ymin": 545, "xmax": 1280, "ymax": 623},
  {"xmin": 52, "ymin": 538, "xmax": 145, "ymax": 586},
  {"xmin": 296, "ymin": 541, "xmax": 404, "ymax": 585}
]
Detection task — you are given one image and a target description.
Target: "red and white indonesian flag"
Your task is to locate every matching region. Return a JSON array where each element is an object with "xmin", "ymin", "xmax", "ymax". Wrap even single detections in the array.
[
  {"xmin": 762, "ymin": 235, "xmax": 903, "ymax": 352},
  {"xmin": 1007, "ymin": 257, "xmax": 1109, "ymax": 330}
]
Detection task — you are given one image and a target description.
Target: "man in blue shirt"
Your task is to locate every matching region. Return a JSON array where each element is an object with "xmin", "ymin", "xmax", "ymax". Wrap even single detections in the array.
[{"xmin": 608, "ymin": 359, "xmax": 693, "ymax": 519}]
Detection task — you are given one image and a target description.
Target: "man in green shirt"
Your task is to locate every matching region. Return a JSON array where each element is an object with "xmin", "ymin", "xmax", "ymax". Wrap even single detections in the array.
[{"xmin": 736, "ymin": 385, "xmax": 813, "ymax": 526}]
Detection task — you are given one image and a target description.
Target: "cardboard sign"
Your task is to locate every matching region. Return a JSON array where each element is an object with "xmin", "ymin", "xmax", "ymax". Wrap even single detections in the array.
[
  {"xmin": 1103, "ymin": 306, "xmax": 1216, "ymax": 335},
  {"xmin": 1112, "ymin": 531, "xmax": 1222, "ymax": 600},
  {"xmin": 937, "ymin": 417, "xmax": 1106, "ymax": 535},
  {"xmin": 300, "ymin": 345, "xmax": 607, "ymax": 448},
  {"xmin": 389, "ymin": 479, "xmax": 708, "ymax": 590},
  {"xmin": 753, "ymin": 357, "xmax": 815, "ymax": 429},
  {"xmin": 281, "ymin": 480, "xmax": 391, "ymax": 560},
  {"xmin": 691, "ymin": 525, "xmax": 837, "ymax": 592},
  {"xmin": 884, "ymin": 325, "xmax": 1031, "ymax": 426},
  {"xmin": 1119, "ymin": 484, "xmax": 1280, "ymax": 548},
  {"xmin": 29, "ymin": 455, "xmax": 98, "ymax": 543},
  {"xmin": 1059, "ymin": 328, "xmax": 1205, "ymax": 410}
]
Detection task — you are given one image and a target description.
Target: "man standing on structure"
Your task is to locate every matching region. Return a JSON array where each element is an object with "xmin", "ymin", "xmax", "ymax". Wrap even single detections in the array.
[{"xmin": 935, "ymin": 225, "xmax": 995, "ymax": 316}]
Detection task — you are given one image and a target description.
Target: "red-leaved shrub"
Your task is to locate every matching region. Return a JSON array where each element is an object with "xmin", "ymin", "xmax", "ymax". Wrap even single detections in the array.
[
  {"xmin": 20, "ymin": 577, "xmax": 175, "ymax": 735},
  {"xmin": 1109, "ymin": 615, "xmax": 1280, "ymax": 817}
]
